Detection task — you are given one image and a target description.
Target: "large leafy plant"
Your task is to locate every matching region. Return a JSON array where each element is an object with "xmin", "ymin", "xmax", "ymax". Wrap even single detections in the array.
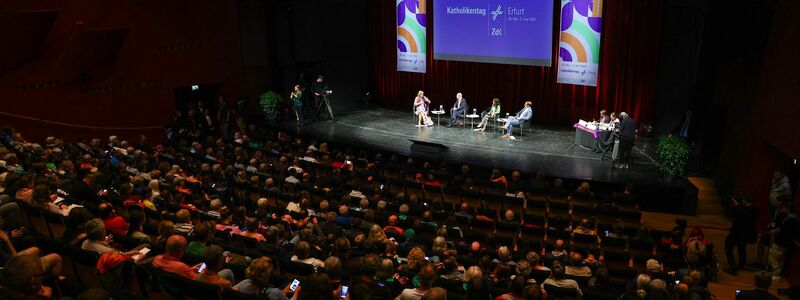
[
  {"xmin": 259, "ymin": 91, "xmax": 283, "ymax": 120},
  {"xmin": 657, "ymin": 135, "xmax": 690, "ymax": 178}
]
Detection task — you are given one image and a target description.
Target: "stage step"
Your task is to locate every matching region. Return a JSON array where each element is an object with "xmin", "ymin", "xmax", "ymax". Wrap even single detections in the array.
[{"xmin": 688, "ymin": 177, "xmax": 726, "ymax": 215}]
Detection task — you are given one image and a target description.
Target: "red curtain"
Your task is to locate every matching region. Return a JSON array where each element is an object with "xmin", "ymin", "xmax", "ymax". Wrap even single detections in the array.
[{"xmin": 368, "ymin": 0, "xmax": 662, "ymax": 125}]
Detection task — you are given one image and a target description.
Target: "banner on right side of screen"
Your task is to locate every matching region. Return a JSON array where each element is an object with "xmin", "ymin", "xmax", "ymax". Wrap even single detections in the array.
[{"xmin": 557, "ymin": 0, "xmax": 602, "ymax": 86}]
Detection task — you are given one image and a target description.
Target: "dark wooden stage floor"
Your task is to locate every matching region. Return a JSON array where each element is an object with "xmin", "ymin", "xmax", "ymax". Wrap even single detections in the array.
[{"xmin": 283, "ymin": 107, "xmax": 659, "ymax": 183}]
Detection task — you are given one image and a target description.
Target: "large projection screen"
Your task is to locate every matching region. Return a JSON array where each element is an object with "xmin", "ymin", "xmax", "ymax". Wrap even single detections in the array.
[{"xmin": 433, "ymin": 0, "xmax": 554, "ymax": 66}]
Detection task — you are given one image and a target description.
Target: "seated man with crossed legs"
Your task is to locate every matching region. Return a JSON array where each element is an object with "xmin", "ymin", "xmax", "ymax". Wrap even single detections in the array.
[{"xmin": 501, "ymin": 101, "xmax": 533, "ymax": 139}]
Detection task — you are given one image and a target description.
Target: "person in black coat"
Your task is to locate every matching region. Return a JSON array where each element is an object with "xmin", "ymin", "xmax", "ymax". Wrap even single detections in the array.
[
  {"xmin": 617, "ymin": 112, "xmax": 636, "ymax": 168},
  {"xmin": 724, "ymin": 195, "xmax": 758, "ymax": 275},
  {"xmin": 311, "ymin": 75, "xmax": 329, "ymax": 121}
]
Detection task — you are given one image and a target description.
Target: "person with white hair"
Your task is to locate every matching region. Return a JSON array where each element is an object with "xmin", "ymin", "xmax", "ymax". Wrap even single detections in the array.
[{"xmin": 617, "ymin": 111, "xmax": 636, "ymax": 168}]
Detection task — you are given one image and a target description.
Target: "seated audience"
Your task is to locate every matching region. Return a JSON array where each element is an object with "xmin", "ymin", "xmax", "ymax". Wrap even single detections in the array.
[{"xmin": 541, "ymin": 261, "xmax": 582, "ymax": 297}]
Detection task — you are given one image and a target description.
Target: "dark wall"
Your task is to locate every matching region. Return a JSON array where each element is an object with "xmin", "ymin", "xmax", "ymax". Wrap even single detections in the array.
[
  {"xmin": 0, "ymin": 0, "xmax": 245, "ymax": 142},
  {"xmin": 711, "ymin": 0, "xmax": 800, "ymax": 229},
  {"xmin": 270, "ymin": 0, "xmax": 369, "ymax": 112}
]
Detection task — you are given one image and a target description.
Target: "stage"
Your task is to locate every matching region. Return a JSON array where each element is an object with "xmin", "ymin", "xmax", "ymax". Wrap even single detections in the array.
[{"xmin": 279, "ymin": 107, "xmax": 698, "ymax": 215}]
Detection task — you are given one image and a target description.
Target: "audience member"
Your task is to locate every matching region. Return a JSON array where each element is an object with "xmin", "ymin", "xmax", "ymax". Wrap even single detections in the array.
[
  {"xmin": 736, "ymin": 271, "xmax": 780, "ymax": 300},
  {"xmin": 541, "ymin": 261, "xmax": 582, "ymax": 297}
]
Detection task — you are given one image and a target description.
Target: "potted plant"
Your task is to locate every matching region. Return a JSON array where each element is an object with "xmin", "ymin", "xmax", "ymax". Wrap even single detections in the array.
[
  {"xmin": 656, "ymin": 135, "xmax": 690, "ymax": 181},
  {"xmin": 259, "ymin": 91, "xmax": 283, "ymax": 122}
]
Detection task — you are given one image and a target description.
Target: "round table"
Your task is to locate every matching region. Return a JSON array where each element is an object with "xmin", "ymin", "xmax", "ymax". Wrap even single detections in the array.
[
  {"xmin": 497, "ymin": 118, "xmax": 508, "ymax": 134},
  {"xmin": 431, "ymin": 110, "xmax": 445, "ymax": 126},
  {"xmin": 466, "ymin": 114, "xmax": 480, "ymax": 128}
]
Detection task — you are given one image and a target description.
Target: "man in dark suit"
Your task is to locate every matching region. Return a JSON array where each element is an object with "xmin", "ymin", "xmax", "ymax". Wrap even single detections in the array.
[
  {"xmin": 447, "ymin": 92, "xmax": 468, "ymax": 127},
  {"xmin": 617, "ymin": 112, "xmax": 636, "ymax": 168},
  {"xmin": 724, "ymin": 195, "xmax": 757, "ymax": 275},
  {"xmin": 673, "ymin": 110, "xmax": 698, "ymax": 144}
]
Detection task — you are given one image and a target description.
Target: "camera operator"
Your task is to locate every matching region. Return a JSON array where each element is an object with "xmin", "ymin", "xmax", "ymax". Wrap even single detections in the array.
[{"xmin": 311, "ymin": 75, "xmax": 329, "ymax": 121}]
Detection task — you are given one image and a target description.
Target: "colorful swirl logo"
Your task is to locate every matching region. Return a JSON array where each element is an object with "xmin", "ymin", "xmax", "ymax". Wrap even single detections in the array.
[
  {"xmin": 397, "ymin": 0, "xmax": 426, "ymax": 54},
  {"xmin": 559, "ymin": 0, "xmax": 602, "ymax": 63}
]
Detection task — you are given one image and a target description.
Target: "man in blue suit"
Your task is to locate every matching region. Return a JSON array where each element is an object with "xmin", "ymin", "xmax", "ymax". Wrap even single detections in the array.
[
  {"xmin": 501, "ymin": 101, "xmax": 533, "ymax": 139},
  {"xmin": 448, "ymin": 92, "xmax": 468, "ymax": 127}
]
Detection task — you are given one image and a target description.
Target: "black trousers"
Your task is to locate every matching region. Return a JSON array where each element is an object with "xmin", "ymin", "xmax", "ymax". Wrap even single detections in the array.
[
  {"xmin": 725, "ymin": 234, "xmax": 748, "ymax": 269},
  {"xmin": 314, "ymin": 95, "xmax": 324, "ymax": 120},
  {"xmin": 619, "ymin": 138, "xmax": 634, "ymax": 163}
]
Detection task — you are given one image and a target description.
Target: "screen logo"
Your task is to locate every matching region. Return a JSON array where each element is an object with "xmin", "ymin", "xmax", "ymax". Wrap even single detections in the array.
[{"xmin": 490, "ymin": 5, "xmax": 503, "ymax": 21}]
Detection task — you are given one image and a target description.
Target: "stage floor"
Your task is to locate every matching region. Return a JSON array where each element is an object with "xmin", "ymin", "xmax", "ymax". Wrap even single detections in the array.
[{"xmin": 281, "ymin": 108, "xmax": 663, "ymax": 186}]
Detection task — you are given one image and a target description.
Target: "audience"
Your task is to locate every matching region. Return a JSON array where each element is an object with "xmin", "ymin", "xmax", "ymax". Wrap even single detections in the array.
[{"xmin": 0, "ymin": 115, "xmax": 745, "ymax": 300}]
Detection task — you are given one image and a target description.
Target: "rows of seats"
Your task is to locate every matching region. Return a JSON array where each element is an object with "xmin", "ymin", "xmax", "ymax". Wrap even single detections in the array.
[{"xmin": 0, "ymin": 115, "xmax": 706, "ymax": 300}]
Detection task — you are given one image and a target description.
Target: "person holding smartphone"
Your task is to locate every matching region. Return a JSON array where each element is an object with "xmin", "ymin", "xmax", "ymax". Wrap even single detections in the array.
[
  {"xmin": 196, "ymin": 245, "xmax": 234, "ymax": 289},
  {"xmin": 233, "ymin": 257, "xmax": 292, "ymax": 299}
]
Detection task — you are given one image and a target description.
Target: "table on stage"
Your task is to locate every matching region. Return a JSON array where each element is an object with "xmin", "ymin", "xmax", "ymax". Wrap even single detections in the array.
[
  {"xmin": 466, "ymin": 114, "xmax": 480, "ymax": 128},
  {"xmin": 431, "ymin": 110, "xmax": 445, "ymax": 126},
  {"xmin": 573, "ymin": 122, "xmax": 612, "ymax": 149},
  {"xmin": 497, "ymin": 118, "xmax": 508, "ymax": 134}
]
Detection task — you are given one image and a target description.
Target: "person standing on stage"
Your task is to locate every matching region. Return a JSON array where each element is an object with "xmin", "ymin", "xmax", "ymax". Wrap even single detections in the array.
[
  {"xmin": 501, "ymin": 101, "xmax": 533, "ymax": 139},
  {"xmin": 290, "ymin": 84, "xmax": 304, "ymax": 126},
  {"xmin": 475, "ymin": 98, "xmax": 501, "ymax": 132},
  {"xmin": 673, "ymin": 110, "xmax": 698, "ymax": 144},
  {"xmin": 311, "ymin": 75, "xmax": 328, "ymax": 121},
  {"xmin": 447, "ymin": 92, "xmax": 468, "ymax": 127},
  {"xmin": 617, "ymin": 112, "xmax": 635, "ymax": 168},
  {"xmin": 414, "ymin": 91, "xmax": 433, "ymax": 126},
  {"xmin": 724, "ymin": 195, "xmax": 757, "ymax": 275}
]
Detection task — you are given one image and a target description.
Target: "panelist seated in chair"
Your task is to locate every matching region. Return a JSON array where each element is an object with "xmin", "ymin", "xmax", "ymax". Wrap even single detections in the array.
[
  {"xmin": 475, "ymin": 98, "xmax": 501, "ymax": 132},
  {"xmin": 501, "ymin": 101, "xmax": 533, "ymax": 139},
  {"xmin": 447, "ymin": 92, "xmax": 468, "ymax": 127},
  {"xmin": 413, "ymin": 90, "xmax": 433, "ymax": 126}
]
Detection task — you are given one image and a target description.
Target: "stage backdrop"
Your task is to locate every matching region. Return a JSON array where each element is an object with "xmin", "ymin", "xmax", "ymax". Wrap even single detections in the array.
[
  {"xmin": 397, "ymin": 0, "xmax": 427, "ymax": 73},
  {"xmin": 557, "ymin": 0, "xmax": 603, "ymax": 86},
  {"xmin": 369, "ymin": 0, "xmax": 661, "ymax": 126}
]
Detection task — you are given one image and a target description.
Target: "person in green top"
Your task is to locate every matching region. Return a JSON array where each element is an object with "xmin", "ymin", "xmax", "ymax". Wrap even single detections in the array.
[
  {"xmin": 290, "ymin": 84, "xmax": 304, "ymax": 126},
  {"xmin": 187, "ymin": 221, "xmax": 213, "ymax": 258},
  {"xmin": 475, "ymin": 98, "xmax": 501, "ymax": 132}
]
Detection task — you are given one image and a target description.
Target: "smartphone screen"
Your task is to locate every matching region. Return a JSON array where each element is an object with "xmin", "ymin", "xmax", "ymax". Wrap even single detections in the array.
[
  {"xmin": 290, "ymin": 279, "xmax": 300, "ymax": 291},
  {"xmin": 340, "ymin": 286, "xmax": 349, "ymax": 298},
  {"xmin": 197, "ymin": 263, "xmax": 207, "ymax": 273}
]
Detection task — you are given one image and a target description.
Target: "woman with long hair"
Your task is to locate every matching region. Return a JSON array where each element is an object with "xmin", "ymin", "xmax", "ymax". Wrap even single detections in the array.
[
  {"xmin": 475, "ymin": 98, "xmax": 501, "ymax": 131},
  {"xmin": 413, "ymin": 91, "xmax": 433, "ymax": 126}
]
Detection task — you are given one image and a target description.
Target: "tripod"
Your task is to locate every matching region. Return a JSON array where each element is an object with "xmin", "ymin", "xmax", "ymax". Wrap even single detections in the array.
[{"xmin": 317, "ymin": 90, "xmax": 336, "ymax": 122}]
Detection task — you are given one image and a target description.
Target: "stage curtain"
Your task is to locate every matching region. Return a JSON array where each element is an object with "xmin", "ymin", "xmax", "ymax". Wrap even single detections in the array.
[{"xmin": 368, "ymin": 0, "xmax": 662, "ymax": 125}]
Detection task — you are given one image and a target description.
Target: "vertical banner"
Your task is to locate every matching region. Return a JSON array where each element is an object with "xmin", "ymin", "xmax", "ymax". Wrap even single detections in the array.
[
  {"xmin": 397, "ymin": 0, "xmax": 427, "ymax": 73},
  {"xmin": 557, "ymin": 0, "xmax": 602, "ymax": 86}
]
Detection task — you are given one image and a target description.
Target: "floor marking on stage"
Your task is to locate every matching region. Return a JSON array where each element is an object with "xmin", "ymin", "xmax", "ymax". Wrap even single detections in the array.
[{"xmin": 633, "ymin": 146, "xmax": 657, "ymax": 164}]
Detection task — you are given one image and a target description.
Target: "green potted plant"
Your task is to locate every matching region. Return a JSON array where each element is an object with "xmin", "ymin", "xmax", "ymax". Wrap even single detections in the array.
[
  {"xmin": 259, "ymin": 91, "xmax": 283, "ymax": 121},
  {"xmin": 656, "ymin": 135, "xmax": 690, "ymax": 181}
]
